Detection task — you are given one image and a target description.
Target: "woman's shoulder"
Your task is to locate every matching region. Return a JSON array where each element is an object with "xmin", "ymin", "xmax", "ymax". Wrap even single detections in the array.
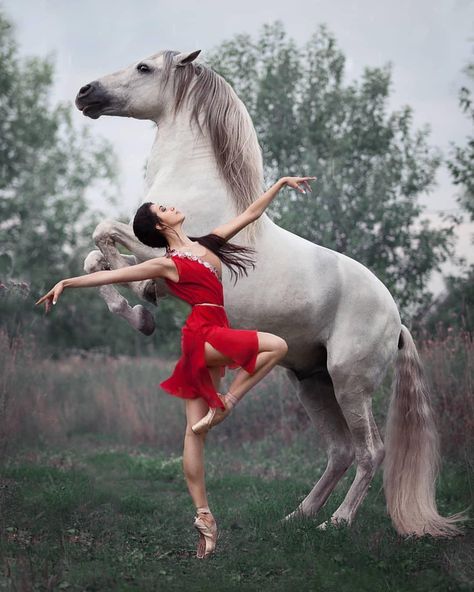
[{"xmin": 157, "ymin": 254, "xmax": 181, "ymax": 283}]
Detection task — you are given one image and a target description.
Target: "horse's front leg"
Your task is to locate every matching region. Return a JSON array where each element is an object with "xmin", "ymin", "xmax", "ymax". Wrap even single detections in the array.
[
  {"xmin": 84, "ymin": 249, "xmax": 158, "ymax": 335},
  {"xmin": 84, "ymin": 219, "xmax": 165, "ymax": 335}
]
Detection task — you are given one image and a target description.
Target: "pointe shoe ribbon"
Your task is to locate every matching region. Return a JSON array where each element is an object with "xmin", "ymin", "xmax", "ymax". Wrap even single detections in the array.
[
  {"xmin": 194, "ymin": 512, "xmax": 218, "ymax": 559},
  {"xmin": 191, "ymin": 393, "xmax": 232, "ymax": 435}
]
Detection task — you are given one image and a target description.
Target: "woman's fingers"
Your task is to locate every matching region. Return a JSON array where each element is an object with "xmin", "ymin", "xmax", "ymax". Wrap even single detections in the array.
[
  {"xmin": 289, "ymin": 180, "xmax": 305, "ymax": 192},
  {"xmin": 35, "ymin": 283, "xmax": 62, "ymax": 313},
  {"xmin": 35, "ymin": 294, "xmax": 48, "ymax": 306},
  {"xmin": 35, "ymin": 295, "xmax": 49, "ymax": 313},
  {"xmin": 293, "ymin": 176, "xmax": 317, "ymax": 193},
  {"xmin": 35, "ymin": 291, "xmax": 52, "ymax": 306},
  {"xmin": 288, "ymin": 176, "xmax": 317, "ymax": 189},
  {"xmin": 52, "ymin": 285, "xmax": 61, "ymax": 305},
  {"xmin": 291, "ymin": 180, "xmax": 312, "ymax": 193}
]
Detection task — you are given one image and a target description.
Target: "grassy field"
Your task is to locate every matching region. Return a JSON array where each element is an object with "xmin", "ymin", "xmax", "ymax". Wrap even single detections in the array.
[
  {"xmin": 0, "ymin": 329, "xmax": 473, "ymax": 590},
  {"xmin": 0, "ymin": 433, "xmax": 473, "ymax": 591}
]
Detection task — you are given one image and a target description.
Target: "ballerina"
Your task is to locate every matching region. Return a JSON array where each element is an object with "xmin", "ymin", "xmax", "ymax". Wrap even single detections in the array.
[{"xmin": 35, "ymin": 174, "xmax": 317, "ymax": 558}]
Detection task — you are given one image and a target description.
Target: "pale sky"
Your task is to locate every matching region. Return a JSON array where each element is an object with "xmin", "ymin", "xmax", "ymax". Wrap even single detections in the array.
[{"xmin": 2, "ymin": 0, "xmax": 473, "ymax": 291}]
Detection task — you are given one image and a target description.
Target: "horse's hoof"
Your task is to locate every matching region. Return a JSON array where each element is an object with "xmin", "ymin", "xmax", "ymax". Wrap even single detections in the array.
[
  {"xmin": 133, "ymin": 304, "xmax": 155, "ymax": 336},
  {"xmin": 317, "ymin": 517, "xmax": 348, "ymax": 531}
]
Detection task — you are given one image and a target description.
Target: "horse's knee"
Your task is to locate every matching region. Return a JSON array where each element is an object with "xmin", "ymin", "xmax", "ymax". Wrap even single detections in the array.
[
  {"xmin": 92, "ymin": 219, "xmax": 117, "ymax": 245},
  {"xmin": 84, "ymin": 249, "xmax": 106, "ymax": 273},
  {"xmin": 355, "ymin": 448, "xmax": 383, "ymax": 475}
]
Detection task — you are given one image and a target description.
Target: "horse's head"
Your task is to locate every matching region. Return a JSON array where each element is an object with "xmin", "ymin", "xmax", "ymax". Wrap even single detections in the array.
[
  {"xmin": 74, "ymin": 49, "xmax": 201, "ymax": 121},
  {"xmin": 75, "ymin": 48, "xmax": 264, "ymax": 238}
]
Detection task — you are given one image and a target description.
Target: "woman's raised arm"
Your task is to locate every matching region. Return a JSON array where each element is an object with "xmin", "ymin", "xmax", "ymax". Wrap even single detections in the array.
[
  {"xmin": 35, "ymin": 256, "xmax": 169, "ymax": 313},
  {"xmin": 210, "ymin": 176, "xmax": 316, "ymax": 241}
]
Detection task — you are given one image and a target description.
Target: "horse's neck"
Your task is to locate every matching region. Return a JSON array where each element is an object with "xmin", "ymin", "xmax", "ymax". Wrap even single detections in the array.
[
  {"xmin": 143, "ymin": 109, "xmax": 237, "ymax": 234},
  {"xmin": 145, "ymin": 110, "xmax": 214, "ymax": 185}
]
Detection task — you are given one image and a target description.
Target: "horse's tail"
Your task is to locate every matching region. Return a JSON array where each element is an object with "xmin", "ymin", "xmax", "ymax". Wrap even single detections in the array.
[{"xmin": 382, "ymin": 324, "xmax": 470, "ymax": 537}]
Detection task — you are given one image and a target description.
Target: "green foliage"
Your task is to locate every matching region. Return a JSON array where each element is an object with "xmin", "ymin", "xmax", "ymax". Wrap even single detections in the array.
[
  {"xmin": 0, "ymin": 10, "xmax": 119, "ymax": 285},
  {"xmin": 0, "ymin": 9, "xmax": 186, "ymax": 356},
  {"xmin": 422, "ymin": 265, "xmax": 474, "ymax": 336},
  {"xmin": 425, "ymin": 50, "xmax": 474, "ymax": 335},
  {"xmin": 447, "ymin": 53, "xmax": 474, "ymax": 220},
  {"xmin": 207, "ymin": 21, "xmax": 455, "ymax": 316}
]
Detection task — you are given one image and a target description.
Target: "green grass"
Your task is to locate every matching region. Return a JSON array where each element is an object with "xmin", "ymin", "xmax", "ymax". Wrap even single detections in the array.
[{"xmin": 0, "ymin": 433, "xmax": 472, "ymax": 591}]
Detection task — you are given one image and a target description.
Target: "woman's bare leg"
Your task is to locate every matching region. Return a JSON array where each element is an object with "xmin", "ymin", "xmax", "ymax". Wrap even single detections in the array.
[
  {"xmin": 182, "ymin": 366, "xmax": 222, "ymax": 510},
  {"xmin": 182, "ymin": 367, "xmax": 222, "ymax": 558},
  {"xmin": 205, "ymin": 331, "xmax": 288, "ymax": 407}
]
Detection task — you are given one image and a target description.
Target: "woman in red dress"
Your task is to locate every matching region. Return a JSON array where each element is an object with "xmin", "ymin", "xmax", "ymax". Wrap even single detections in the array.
[{"xmin": 36, "ymin": 175, "xmax": 317, "ymax": 559}]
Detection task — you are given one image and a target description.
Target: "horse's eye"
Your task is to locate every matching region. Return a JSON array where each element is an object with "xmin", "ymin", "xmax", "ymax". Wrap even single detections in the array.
[{"xmin": 137, "ymin": 63, "xmax": 150, "ymax": 73}]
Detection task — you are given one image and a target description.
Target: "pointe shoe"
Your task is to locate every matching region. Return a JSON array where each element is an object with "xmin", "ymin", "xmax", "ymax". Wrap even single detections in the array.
[
  {"xmin": 191, "ymin": 394, "xmax": 232, "ymax": 435},
  {"xmin": 194, "ymin": 512, "xmax": 217, "ymax": 559}
]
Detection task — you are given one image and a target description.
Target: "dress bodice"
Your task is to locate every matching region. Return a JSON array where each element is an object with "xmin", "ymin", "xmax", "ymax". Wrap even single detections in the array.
[{"xmin": 164, "ymin": 249, "xmax": 224, "ymax": 306}]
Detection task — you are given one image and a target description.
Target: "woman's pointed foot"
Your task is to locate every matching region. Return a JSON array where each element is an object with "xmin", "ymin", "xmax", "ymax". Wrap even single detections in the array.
[
  {"xmin": 194, "ymin": 511, "xmax": 217, "ymax": 559},
  {"xmin": 191, "ymin": 394, "xmax": 232, "ymax": 435}
]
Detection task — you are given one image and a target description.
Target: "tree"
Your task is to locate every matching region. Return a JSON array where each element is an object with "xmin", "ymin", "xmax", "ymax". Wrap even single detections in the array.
[
  {"xmin": 447, "ymin": 54, "xmax": 474, "ymax": 220},
  {"xmin": 0, "ymin": 8, "xmax": 119, "ymax": 287},
  {"xmin": 423, "ymin": 50, "xmax": 474, "ymax": 336},
  {"xmin": 0, "ymin": 8, "xmax": 187, "ymax": 356},
  {"xmin": 422, "ymin": 268, "xmax": 473, "ymax": 336},
  {"xmin": 207, "ymin": 21, "xmax": 455, "ymax": 316}
]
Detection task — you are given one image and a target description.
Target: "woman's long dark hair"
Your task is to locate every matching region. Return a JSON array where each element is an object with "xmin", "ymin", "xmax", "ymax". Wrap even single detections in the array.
[{"xmin": 132, "ymin": 202, "xmax": 256, "ymax": 285}]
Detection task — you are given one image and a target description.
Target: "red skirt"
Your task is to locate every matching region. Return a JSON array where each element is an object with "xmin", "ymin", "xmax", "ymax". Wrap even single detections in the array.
[{"xmin": 159, "ymin": 305, "xmax": 259, "ymax": 410}]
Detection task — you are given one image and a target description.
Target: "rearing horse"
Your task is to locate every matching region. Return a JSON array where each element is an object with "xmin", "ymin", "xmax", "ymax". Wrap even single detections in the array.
[{"xmin": 74, "ymin": 49, "xmax": 467, "ymax": 538}]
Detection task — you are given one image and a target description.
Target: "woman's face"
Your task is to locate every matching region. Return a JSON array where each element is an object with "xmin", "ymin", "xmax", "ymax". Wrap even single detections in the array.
[{"xmin": 150, "ymin": 203, "xmax": 185, "ymax": 229}]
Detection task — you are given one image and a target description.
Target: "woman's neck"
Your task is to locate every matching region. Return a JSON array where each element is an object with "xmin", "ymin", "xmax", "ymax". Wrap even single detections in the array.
[{"xmin": 165, "ymin": 232, "xmax": 199, "ymax": 251}]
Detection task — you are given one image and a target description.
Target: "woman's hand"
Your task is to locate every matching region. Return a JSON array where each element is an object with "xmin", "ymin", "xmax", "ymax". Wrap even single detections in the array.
[
  {"xmin": 35, "ymin": 281, "xmax": 65, "ymax": 313},
  {"xmin": 282, "ymin": 176, "xmax": 317, "ymax": 193}
]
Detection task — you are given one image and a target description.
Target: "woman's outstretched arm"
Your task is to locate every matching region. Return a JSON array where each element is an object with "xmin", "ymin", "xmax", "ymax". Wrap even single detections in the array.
[
  {"xmin": 210, "ymin": 176, "xmax": 316, "ymax": 241},
  {"xmin": 35, "ymin": 256, "xmax": 169, "ymax": 313}
]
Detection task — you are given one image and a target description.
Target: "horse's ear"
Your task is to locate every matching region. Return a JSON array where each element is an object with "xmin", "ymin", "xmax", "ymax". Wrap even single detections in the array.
[{"xmin": 173, "ymin": 50, "xmax": 201, "ymax": 67}]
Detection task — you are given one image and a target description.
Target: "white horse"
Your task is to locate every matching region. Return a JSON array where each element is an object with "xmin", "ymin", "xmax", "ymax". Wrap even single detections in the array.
[{"xmin": 74, "ymin": 49, "xmax": 468, "ymax": 538}]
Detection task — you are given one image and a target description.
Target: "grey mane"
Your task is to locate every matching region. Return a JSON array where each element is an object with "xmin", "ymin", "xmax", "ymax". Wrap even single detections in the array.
[{"xmin": 159, "ymin": 50, "xmax": 265, "ymax": 240}]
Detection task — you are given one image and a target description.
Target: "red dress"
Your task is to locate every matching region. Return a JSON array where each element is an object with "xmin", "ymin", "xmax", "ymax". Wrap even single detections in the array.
[{"xmin": 159, "ymin": 248, "xmax": 259, "ymax": 410}]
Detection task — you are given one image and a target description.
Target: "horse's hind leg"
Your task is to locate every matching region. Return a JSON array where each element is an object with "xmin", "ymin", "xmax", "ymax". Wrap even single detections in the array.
[
  {"xmin": 84, "ymin": 249, "xmax": 156, "ymax": 336},
  {"xmin": 282, "ymin": 369, "xmax": 355, "ymax": 521},
  {"xmin": 317, "ymin": 376, "xmax": 385, "ymax": 530}
]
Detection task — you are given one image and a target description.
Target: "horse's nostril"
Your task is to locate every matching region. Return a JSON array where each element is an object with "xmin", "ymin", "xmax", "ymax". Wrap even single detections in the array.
[{"xmin": 79, "ymin": 84, "xmax": 91, "ymax": 96}]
